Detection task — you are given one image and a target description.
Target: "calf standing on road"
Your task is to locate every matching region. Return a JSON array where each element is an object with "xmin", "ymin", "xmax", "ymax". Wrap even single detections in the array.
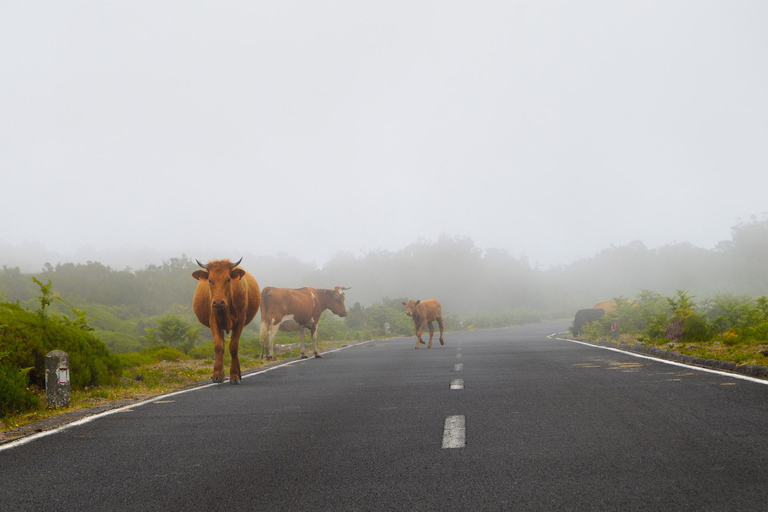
[{"xmin": 402, "ymin": 299, "xmax": 445, "ymax": 349}]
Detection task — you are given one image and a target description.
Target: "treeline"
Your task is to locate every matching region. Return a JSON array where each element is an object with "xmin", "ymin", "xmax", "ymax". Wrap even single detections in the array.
[{"xmin": 0, "ymin": 217, "xmax": 767, "ymax": 348}]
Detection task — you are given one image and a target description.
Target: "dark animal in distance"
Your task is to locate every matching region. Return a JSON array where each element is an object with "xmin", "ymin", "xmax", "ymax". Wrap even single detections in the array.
[
  {"xmin": 192, "ymin": 258, "xmax": 260, "ymax": 384},
  {"xmin": 402, "ymin": 299, "xmax": 445, "ymax": 349},
  {"xmin": 572, "ymin": 308, "xmax": 605, "ymax": 337},
  {"xmin": 260, "ymin": 286, "xmax": 350, "ymax": 360}
]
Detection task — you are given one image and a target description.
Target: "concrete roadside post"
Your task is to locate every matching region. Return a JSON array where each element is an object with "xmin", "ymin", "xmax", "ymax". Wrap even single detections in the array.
[
  {"xmin": 611, "ymin": 318, "xmax": 620, "ymax": 340},
  {"xmin": 45, "ymin": 350, "xmax": 70, "ymax": 408}
]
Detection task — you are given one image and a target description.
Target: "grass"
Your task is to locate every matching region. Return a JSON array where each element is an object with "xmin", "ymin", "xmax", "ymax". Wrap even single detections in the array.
[
  {"xmin": 600, "ymin": 333, "xmax": 768, "ymax": 367},
  {"xmin": 1, "ymin": 338, "xmax": 356, "ymax": 433},
  {"xmin": 658, "ymin": 340, "xmax": 768, "ymax": 366}
]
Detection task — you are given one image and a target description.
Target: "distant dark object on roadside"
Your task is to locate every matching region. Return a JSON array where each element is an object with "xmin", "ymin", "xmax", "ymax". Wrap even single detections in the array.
[{"xmin": 573, "ymin": 308, "xmax": 606, "ymax": 336}]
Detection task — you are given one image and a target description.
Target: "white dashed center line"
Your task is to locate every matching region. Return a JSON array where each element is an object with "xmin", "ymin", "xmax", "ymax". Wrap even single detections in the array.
[
  {"xmin": 450, "ymin": 379, "xmax": 464, "ymax": 390},
  {"xmin": 453, "ymin": 363, "xmax": 463, "ymax": 371},
  {"xmin": 442, "ymin": 415, "xmax": 466, "ymax": 449}
]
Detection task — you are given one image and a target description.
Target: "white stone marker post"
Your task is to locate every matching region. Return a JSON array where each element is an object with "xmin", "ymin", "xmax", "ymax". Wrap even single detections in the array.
[{"xmin": 45, "ymin": 350, "xmax": 71, "ymax": 408}]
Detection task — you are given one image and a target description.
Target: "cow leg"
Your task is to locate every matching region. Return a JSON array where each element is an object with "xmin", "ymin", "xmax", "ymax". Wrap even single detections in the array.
[
  {"xmin": 267, "ymin": 323, "xmax": 280, "ymax": 361},
  {"xmin": 259, "ymin": 320, "xmax": 269, "ymax": 360},
  {"xmin": 228, "ymin": 323, "xmax": 244, "ymax": 384},
  {"xmin": 427, "ymin": 322, "xmax": 435, "ymax": 348},
  {"xmin": 415, "ymin": 321, "xmax": 426, "ymax": 349},
  {"xmin": 211, "ymin": 322, "xmax": 226, "ymax": 383},
  {"xmin": 310, "ymin": 327, "xmax": 321, "ymax": 358},
  {"xmin": 437, "ymin": 316, "xmax": 445, "ymax": 345},
  {"xmin": 299, "ymin": 329, "xmax": 308, "ymax": 359}
]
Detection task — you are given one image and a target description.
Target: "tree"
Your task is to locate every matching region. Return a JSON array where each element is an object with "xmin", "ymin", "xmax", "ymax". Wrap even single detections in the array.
[{"xmin": 144, "ymin": 315, "xmax": 200, "ymax": 353}]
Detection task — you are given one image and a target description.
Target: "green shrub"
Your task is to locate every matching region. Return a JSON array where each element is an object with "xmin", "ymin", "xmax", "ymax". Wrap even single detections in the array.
[
  {"xmin": 738, "ymin": 322, "xmax": 768, "ymax": 342},
  {"xmin": 0, "ymin": 302, "xmax": 121, "ymax": 389},
  {"xmin": 116, "ymin": 352, "xmax": 155, "ymax": 369},
  {"xmin": 643, "ymin": 312, "xmax": 670, "ymax": 341},
  {"xmin": 188, "ymin": 342, "xmax": 215, "ymax": 360},
  {"xmin": 139, "ymin": 345, "xmax": 188, "ymax": 362},
  {"xmin": 316, "ymin": 311, "xmax": 348, "ymax": 340},
  {"xmin": 580, "ymin": 320, "xmax": 607, "ymax": 340},
  {"xmin": 96, "ymin": 330, "xmax": 143, "ymax": 353},
  {"xmin": 0, "ymin": 364, "xmax": 40, "ymax": 417},
  {"xmin": 682, "ymin": 314, "xmax": 713, "ymax": 343}
]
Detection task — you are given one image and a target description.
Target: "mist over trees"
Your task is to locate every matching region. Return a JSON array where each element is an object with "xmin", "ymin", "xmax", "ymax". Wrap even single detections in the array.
[{"xmin": 1, "ymin": 217, "xmax": 767, "ymax": 321}]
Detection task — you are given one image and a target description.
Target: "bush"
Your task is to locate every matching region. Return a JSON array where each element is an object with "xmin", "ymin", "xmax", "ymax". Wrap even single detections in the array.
[
  {"xmin": 96, "ymin": 330, "xmax": 143, "ymax": 353},
  {"xmin": 139, "ymin": 345, "xmax": 188, "ymax": 362},
  {"xmin": 316, "ymin": 311, "xmax": 348, "ymax": 340},
  {"xmin": 682, "ymin": 314, "xmax": 713, "ymax": 342},
  {"xmin": 117, "ymin": 352, "xmax": 155, "ymax": 369},
  {"xmin": 0, "ymin": 364, "xmax": 40, "ymax": 417},
  {"xmin": 642, "ymin": 312, "xmax": 670, "ymax": 341},
  {"xmin": 0, "ymin": 302, "xmax": 121, "ymax": 389},
  {"xmin": 740, "ymin": 321, "xmax": 768, "ymax": 342},
  {"xmin": 580, "ymin": 320, "xmax": 607, "ymax": 340},
  {"xmin": 188, "ymin": 342, "xmax": 214, "ymax": 360}
]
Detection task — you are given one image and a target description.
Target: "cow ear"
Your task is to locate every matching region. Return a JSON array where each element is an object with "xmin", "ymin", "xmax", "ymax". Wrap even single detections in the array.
[
  {"xmin": 231, "ymin": 268, "xmax": 246, "ymax": 281},
  {"xmin": 401, "ymin": 301, "xmax": 407, "ymax": 306},
  {"xmin": 192, "ymin": 270, "xmax": 208, "ymax": 281},
  {"xmin": 415, "ymin": 300, "xmax": 421, "ymax": 306}
]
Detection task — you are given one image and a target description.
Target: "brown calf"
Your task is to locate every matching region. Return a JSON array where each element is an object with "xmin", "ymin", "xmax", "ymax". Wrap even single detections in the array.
[
  {"xmin": 402, "ymin": 299, "xmax": 445, "ymax": 349},
  {"xmin": 192, "ymin": 258, "xmax": 260, "ymax": 384}
]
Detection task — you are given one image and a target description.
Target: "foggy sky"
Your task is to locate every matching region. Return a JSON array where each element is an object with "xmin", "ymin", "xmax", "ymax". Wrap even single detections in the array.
[{"xmin": 2, "ymin": 2, "xmax": 767, "ymax": 272}]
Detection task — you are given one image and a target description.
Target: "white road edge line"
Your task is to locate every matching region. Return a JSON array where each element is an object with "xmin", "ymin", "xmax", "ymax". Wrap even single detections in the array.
[
  {"xmin": 0, "ymin": 339, "xmax": 374, "ymax": 453},
  {"xmin": 550, "ymin": 334, "xmax": 768, "ymax": 386},
  {"xmin": 442, "ymin": 415, "xmax": 466, "ymax": 449}
]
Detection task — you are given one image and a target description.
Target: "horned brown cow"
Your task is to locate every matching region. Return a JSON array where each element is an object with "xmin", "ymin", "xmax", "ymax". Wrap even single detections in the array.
[
  {"xmin": 260, "ymin": 286, "xmax": 350, "ymax": 360},
  {"xmin": 192, "ymin": 258, "xmax": 260, "ymax": 384},
  {"xmin": 402, "ymin": 299, "xmax": 445, "ymax": 349}
]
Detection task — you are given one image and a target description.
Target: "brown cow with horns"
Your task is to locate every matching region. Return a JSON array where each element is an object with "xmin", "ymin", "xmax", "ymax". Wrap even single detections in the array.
[
  {"xmin": 260, "ymin": 286, "xmax": 350, "ymax": 360},
  {"xmin": 192, "ymin": 258, "xmax": 260, "ymax": 384},
  {"xmin": 402, "ymin": 299, "xmax": 445, "ymax": 349}
]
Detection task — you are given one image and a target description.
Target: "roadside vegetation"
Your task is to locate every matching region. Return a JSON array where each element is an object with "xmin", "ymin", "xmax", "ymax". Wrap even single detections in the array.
[{"xmin": 575, "ymin": 291, "xmax": 768, "ymax": 366}]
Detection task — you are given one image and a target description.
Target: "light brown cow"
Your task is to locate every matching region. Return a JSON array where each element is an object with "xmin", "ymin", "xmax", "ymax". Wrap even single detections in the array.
[
  {"xmin": 260, "ymin": 286, "xmax": 350, "ymax": 360},
  {"xmin": 192, "ymin": 258, "xmax": 260, "ymax": 384},
  {"xmin": 593, "ymin": 300, "xmax": 618, "ymax": 315},
  {"xmin": 402, "ymin": 299, "xmax": 445, "ymax": 349}
]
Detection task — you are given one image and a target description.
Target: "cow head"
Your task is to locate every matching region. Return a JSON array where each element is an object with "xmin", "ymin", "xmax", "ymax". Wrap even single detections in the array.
[
  {"xmin": 401, "ymin": 299, "xmax": 421, "ymax": 317},
  {"xmin": 192, "ymin": 258, "xmax": 245, "ymax": 315},
  {"xmin": 326, "ymin": 286, "xmax": 350, "ymax": 317}
]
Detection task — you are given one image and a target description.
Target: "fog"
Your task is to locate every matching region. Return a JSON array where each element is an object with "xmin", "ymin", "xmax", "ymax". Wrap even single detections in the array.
[{"xmin": 2, "ymin": 3, "xmax": 767, "ymax": 275}]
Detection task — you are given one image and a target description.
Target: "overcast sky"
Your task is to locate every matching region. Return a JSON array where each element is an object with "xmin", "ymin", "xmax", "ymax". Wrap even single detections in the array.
[{"xmin": 2, "ymin": 2, "xmax": 767, "ymax": 271}]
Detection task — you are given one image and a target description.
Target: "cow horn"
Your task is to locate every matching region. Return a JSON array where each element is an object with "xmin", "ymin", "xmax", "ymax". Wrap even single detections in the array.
[
  {"xmin": 340, "ymin": 286, "xmax": 351, "ymax": 291},
  {"xmin": 196, "ymin": 259, "xmax": 207, "ymax": 269},
  {"xmin": 231, "ymin": 257, "xmax": 243, "ymax": 268}
]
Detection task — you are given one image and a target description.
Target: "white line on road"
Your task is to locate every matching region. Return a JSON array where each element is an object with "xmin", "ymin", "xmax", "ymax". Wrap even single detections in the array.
[
  {"xmin": 450, "ymin": 379, "xmax": 464, "ymax": 390},
  {"xmin": 442, "ymin": 415, "xmax": 466, "ymax": 449},
  {"xmin": 456, "ymin": 354, "xmax": 463, "ymax": 359},
  {"xmin": 454, "ymin": 363, "xmax": 463, "ymax": 371},
  {"xmin": 550, "ymin": 334, "xmax": 768, "ymax": 385}
]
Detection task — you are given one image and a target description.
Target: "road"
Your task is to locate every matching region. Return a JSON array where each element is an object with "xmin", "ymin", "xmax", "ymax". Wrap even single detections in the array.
[{"xmin": 2, "ymin": 321, "xmax": 768, "ymax": 511}]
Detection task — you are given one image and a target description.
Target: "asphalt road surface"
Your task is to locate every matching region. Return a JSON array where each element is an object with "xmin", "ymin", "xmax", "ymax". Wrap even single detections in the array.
[{"xmin": 2, "ymin": 321, "xmax": 768, "ymax": 511}]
